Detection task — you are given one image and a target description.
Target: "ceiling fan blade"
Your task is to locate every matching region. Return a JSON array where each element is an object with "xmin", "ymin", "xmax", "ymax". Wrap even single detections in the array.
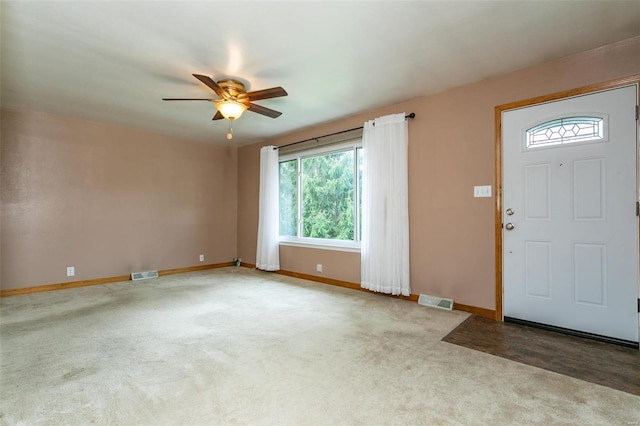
[
  {"xmin": 247, "ymin": 103, "xmax": 282, "ymax": 118},
  {"xmin": 212, "ymin": 111, "xmax": 224, "ymax": 120},
  {"xmin": 192, "ymin": 74, "xmax": 230, "ymax": 99},
  {"xmin": 244, "ymin": 87, "xmax": 288, "ymax": 101},
  {"xmin": 162, "ymin": 98, "xmax": 217, "ymax": 101}
]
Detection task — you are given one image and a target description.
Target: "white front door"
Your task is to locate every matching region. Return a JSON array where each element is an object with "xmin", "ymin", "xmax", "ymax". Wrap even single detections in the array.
[{"xmin": 502, "ymin": 85, "xmax": 638, "ymax": 344}]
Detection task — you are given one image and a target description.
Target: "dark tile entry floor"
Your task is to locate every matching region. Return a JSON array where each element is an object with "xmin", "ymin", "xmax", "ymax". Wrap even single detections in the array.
[{"xmin": 442, "ymin": 316, "xmax": 640, "ymax": 396}]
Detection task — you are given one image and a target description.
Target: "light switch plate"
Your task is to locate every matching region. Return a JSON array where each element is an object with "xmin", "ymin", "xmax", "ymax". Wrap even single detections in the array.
[{"xmin": 474, "ymin": 185, "xmax": 492, "ymax": 198}]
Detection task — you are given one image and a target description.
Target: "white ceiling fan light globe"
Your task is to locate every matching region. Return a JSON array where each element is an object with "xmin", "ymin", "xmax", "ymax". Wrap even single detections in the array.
[{"xmin": 216, "ymin": 100, "xmax": 247, "ymax": 120}]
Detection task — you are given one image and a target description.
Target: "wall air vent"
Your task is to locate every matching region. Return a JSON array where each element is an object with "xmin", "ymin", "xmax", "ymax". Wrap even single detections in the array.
[
  {"xmin": 131, "ymin": 270, "xmax": 159, "ymax": 281},
  {"xmin": 418, "ymin": 294, "xmax": 454, "ymax": 311}
]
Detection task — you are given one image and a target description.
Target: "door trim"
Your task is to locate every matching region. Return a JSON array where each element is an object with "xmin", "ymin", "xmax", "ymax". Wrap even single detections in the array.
[{"xmin": 494, "ymin": 74, "xmax": 640, "ymax": 321}]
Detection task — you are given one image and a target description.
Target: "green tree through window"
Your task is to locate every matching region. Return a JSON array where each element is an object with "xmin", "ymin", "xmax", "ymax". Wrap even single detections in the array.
[
  {"xmin": 278, "ymin": 141, "xmax": 362, "ymax": 245},
  {"xmin": 302, "ymin": 151, "xmax": 354, "ymax": 239},
  {"xmin": 278, "ymin": 159, "xmax": 298, "ymax": 236}
]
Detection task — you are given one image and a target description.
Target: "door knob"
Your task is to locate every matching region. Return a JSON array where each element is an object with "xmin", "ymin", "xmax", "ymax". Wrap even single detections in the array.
[
  {"xmin": 505, "ymin": 223, "xmax": 515, "ymax": 230},
  {"xmin": 506, "ymin": 208, "xmax": 515, "ymax": 216}
]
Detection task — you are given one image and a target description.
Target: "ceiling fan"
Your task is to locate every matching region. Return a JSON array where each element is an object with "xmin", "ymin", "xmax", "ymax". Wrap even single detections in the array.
[{"xmin": 163, "ymin": 74, "xmax": 288, "ymax": 139}]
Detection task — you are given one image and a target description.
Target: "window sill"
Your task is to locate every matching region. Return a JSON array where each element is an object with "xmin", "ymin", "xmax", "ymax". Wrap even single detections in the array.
[{"xmin": 279, "ymin": 238, "xmax": 361, "ymax": 253}]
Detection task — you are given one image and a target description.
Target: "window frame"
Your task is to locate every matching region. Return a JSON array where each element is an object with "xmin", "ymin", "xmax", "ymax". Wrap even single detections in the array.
[{"xmin": 278, "ymin": 138, "xmax": 362, "ymax": 252}]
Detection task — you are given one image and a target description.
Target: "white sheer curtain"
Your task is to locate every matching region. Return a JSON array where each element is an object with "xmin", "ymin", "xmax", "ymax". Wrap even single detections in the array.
[
  {"xmin": 256, "ymin": 145, "xmax": 280, "ymax": 271},
  {"xmin": 361, "ymin": 113, "xmax": 410, "ymax": 296}
]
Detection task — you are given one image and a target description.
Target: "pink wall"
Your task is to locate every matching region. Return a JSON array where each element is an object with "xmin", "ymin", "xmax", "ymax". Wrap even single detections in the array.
[
  {"xmin": 1, "ymin": 109, "xmax": 237, "ymax": 290},
  {"xmin": 237, "ymin": 36, "xmax": 640, "ymax": 311}
]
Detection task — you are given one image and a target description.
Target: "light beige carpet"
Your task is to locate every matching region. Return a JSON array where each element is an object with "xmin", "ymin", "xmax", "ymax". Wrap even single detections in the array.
[{"xmin": 1, "ymin": 267, "xmax": 639, "ymax": 425}]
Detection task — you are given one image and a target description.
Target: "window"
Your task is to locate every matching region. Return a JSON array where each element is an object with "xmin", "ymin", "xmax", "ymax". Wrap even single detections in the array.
[
  {"xmin": 526, "ymin": 116, "xmax": 605, "ymax": 149},
  {"xmin": 279, "ymin": 140, "xmax": 362, "ymax": 250}
]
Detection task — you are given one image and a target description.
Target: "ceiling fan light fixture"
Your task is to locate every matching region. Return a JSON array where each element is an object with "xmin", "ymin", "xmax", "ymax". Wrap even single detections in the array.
[{"xmin": 216, "ymin": 100, "xmax": 247, "ymax": 120}]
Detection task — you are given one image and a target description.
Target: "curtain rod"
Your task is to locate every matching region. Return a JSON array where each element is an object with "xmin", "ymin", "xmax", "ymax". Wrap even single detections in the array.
[{"xmin": 274, "ymin": 113, "xmax": 415, "ymax": 150}]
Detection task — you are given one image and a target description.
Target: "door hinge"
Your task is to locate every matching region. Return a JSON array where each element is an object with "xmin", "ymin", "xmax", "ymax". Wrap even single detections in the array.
[
  {"xmin": 636, "ymin": 105, "xmax": 639, "ymax": 121},
  {"xmin": 637, "ymin": 201, "xmax": 639, "ymax": 216}
]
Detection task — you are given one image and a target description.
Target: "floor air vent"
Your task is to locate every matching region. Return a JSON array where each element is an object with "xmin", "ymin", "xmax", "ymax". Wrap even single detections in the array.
[
  {"xmin": 418, "ymin": 294, "xmax": 454, "ymax": 311},
  {"xmin": 131, "ymin": 270, "xmax": 159, "ymax": 281}
]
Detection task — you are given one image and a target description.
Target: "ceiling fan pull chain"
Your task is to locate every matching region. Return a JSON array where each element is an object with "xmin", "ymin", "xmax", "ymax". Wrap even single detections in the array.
[{"xmin": 227, "ymin": 119, "xmax": 233, "ymax": 140}]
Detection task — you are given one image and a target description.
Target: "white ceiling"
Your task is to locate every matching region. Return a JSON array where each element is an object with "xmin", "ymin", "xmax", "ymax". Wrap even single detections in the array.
[{"xmin": 2, "ymin": 1, "xmax": 640, "ymax": 146}]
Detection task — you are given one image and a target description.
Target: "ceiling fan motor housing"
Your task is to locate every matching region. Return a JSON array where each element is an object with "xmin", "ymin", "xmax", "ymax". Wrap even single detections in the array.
[{"xmin": 217, "ymin": 79, "xmax": 247, "ymax": 99}]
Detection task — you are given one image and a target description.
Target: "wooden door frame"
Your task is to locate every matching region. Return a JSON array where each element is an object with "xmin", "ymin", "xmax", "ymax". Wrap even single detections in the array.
[{"xmin": 494, "ymin": 75, "xmax": 640, "ymax": 321}]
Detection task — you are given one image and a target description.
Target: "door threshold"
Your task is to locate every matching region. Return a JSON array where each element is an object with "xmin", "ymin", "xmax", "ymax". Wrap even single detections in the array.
[{"xmin": 504, "ymin": 317, "xmax": 639, "ymax": 349}]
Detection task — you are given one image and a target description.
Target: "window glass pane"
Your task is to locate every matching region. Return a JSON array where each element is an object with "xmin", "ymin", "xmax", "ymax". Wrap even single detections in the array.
[
  {"xmin": 301, "ymin": 150, "xmax": 354, "ymax": 240},
  {"xmin": 279, "ymin": 159, "xmax": 298, "ymax": 236},
  {"xmin": 526, "ymin": 116, "xmax": 604, "ymax": 148},
  {"xmin": 357, "ymin": 147, "xmax": 363, "ymax": 240}
]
